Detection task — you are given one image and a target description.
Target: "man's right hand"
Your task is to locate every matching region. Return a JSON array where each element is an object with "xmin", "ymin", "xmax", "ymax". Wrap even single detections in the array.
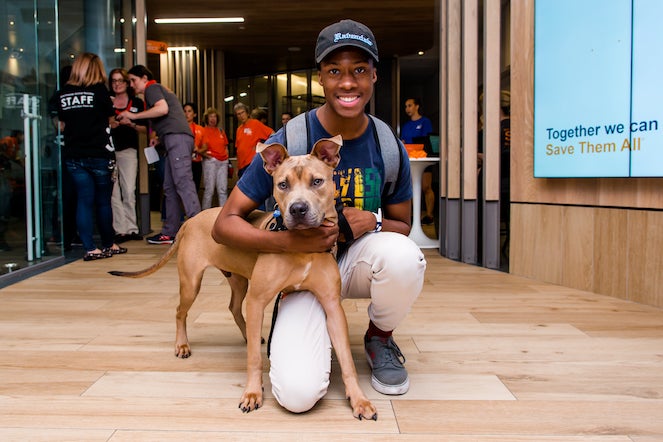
[{"xmin": 283, "ymin": 223, "xmax": 339, "ymax": 253}]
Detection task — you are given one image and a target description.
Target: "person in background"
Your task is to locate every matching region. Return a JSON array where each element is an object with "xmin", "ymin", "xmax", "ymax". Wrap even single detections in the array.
[
  {"xmin": 281, "ymin": 111, "xmax": 293, "ymax": 127},
  {"xmin": 56, "ymin": 52, "xmax": 127, "ymax": 260},
  {"xmin": 233, "ymin": 102, "xmax": 273, "ymax": 177},
  {"xmin": 250, "ymin": 108, "xmax": 269, "ymax": 125},
  {"xmin": 118, "ymin": 65, "xmax": 201, "ymax": 245},
  {"xmin": 402, "ymin": 97, "xmax": 435, "ymax": 225},
  {"xmin": 183, "ymin": 102, "xmax": 204, "ymax": 197},
  {"xmin": 213, "ymin": 19, "xmax": 426, "ymax": 414},
  {"xmin": 108, "ymin": 68, "xmax": 145, "ymax": 243},
  {"xmin": 200, "ymin": 107, "xmax": 230, "ymax": 208}
]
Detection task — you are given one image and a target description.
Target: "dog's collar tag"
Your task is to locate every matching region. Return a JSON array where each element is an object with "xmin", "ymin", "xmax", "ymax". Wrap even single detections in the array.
[{"xmin": 268, "ymin": 206, "xmax": 287, "ymax": 231}]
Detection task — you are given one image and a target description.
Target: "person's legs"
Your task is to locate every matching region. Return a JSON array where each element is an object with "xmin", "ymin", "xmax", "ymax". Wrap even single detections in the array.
[
  {"xmin": 268, "ymin": 291, "xmax": 331, "ymax": 413},
  {"xmin": 160, "ymin": 153, "xmax": 181, "ymax": 238},
  {"xmin": 201, "ymin": 157, "xmax": 217, "ymax": 209},
  {"xmin": 339, "ymin": 232, "xmax": 426, "ymax": 395},
  {"xmin": 163, "ymin": 134, "xmax": 201, "ymax": 219},
  {"xmin": 339, "ymin": 232, "xmax": 425, "ymax": 330},
  {"xmin": 66, "ymin": 159, "xmax": 96, "ymax": 252},
  {"xmin": 116, "ymin": 148, "xmax": 138, "ymax": 234},
  {"xmin": 216, "ymin": 159, "xmax": 228, "ymax": 207},
  {"xmin": 87, "ymin": 158, "xmax": 116, "ymax": 250},
  {"xmin": 421, "ymin": 170, "xmax": 434, "ymax": 223}
]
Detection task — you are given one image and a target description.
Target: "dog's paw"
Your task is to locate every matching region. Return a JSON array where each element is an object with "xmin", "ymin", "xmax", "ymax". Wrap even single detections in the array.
[
  {"xmin": 350, "ymin": 397, "xmax": 377, "ymax": 421},
  {"xmin": 238, "ymin": 390, "xmax": 263, "ymax": 413},
  {"xmin": 175, "ymin": 345, "xmax": 192, "ymax": 358}
]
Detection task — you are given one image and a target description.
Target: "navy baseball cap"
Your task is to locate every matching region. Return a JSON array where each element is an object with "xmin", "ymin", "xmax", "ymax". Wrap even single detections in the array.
[{"xmin": 315, "ymin": 19, "xmax": 379, "ymax": 64}]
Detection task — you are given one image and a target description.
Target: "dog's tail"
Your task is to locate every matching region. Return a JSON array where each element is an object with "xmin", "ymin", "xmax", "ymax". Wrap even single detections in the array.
[{"xmin": 108, "ymin": 238, "xmax": 180, "ymax": 278}]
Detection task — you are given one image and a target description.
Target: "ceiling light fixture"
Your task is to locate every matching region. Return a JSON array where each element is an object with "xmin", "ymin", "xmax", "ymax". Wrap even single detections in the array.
[
  {"xmin": 154, "ymin": 17, "xmax": 244, "ymax": 24},
  {"xmin": 167, "ymin": 46, "xmax": 198, "ymax": 51}
]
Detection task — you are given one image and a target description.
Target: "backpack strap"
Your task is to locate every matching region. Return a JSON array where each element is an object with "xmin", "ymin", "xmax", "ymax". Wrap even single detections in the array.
[
  {"xmin": 283, "ymin": 111, "xmax": 310, "ymax": 155},
  {"xmin": 369, "ymin": 114, "xmax": 402, "ymax": 200}
]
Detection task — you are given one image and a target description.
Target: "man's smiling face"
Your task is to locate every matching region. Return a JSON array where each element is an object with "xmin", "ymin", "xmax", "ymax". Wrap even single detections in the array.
[{"xmin": 318, "ymin": 47, "xmax": 377, "ymax": 120}]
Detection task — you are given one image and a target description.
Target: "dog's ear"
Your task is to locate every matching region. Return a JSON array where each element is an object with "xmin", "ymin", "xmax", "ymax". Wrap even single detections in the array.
[
  {"xmin": 257, "ymin": 142, "xmax": 289, "ymax": 175},
  {"xmin": 311, "ymin": 135, "xmax": 342, "ymax": 169}
]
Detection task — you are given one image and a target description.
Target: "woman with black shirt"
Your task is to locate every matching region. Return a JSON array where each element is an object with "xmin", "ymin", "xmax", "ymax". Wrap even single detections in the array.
[{"xmin": 56, "ymin": 52, "xmax": 127, "ymax": 260}]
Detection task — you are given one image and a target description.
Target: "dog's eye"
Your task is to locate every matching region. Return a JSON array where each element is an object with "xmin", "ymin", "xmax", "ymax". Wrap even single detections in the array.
[
  {"xmin": 312, "ymin": 178, "xmax": 323, "ymax": 187},
  {"xmin": 277, "ymin": 181, "xmax": 288, "ymax": 190}
]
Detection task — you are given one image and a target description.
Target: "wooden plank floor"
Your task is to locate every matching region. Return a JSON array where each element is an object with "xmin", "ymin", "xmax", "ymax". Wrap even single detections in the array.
[{"xmin": 1, "ymin": 231, "xmax": 663, "ymax": 441}]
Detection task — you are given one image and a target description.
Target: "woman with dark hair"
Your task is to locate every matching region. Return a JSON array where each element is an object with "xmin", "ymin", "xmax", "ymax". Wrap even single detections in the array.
[
  {"xmin": 56, "ymin": 52, "xmax": 127, "ymax": 260},
  {"xmin": 118, "ymin": 65, "xmax": 200, "ymax": 245},
  {"xmin": 108, "ymin": 68, "xmax": 145, "ymax": 243}
]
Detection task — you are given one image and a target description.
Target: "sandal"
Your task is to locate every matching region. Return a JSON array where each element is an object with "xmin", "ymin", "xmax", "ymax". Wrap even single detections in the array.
[
  {"xmin": 104, "ymin": 245, "xmax": 128, "ymax": 255},
  {"xmin": 83, "ymin": 250, "xmax": 113, "ymax": 261}
]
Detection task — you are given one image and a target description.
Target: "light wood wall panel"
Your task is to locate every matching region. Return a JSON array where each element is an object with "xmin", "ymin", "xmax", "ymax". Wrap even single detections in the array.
[
  {"xmin": 627, "ymin": 210, "xmax": 663, "ymax": 307},
  {"xmin": 561, "ymin": 207, "xmax": 594, "ymax": 292},
  {"xmin": 592, "ymin": 209, "xmax": 628, "ymax": 299},
  {"xmin": 511, "ymin": 204, "xmax": 663, "ymax": 308},
  {"xmin": 509, "ymin": 0, "xmax": 663, "ymax": 308},
  {"xmin": 462, "ymin": 0, "xmax": 478, "ymax": 200},
  {"xmin": 482, "ymin": 0, "xmax": 501, "ymax": 203},
  {"xmin": 446, "ymin": 0, "xmax": 462, "ymax": 199}
]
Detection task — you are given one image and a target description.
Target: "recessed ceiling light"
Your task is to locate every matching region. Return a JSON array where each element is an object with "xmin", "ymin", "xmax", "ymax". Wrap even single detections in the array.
[{"xmin": 154, "ymin": 17, "xmax": 244, "ymax": 24}]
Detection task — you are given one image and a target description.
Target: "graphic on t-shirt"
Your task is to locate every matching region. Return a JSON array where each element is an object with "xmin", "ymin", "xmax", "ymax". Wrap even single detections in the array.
[{"xmin": 335, "ymin": 167, "xmax": 381, "ymax": 212}]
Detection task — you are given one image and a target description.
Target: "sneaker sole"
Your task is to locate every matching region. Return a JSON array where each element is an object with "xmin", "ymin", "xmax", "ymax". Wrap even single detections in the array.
[
  {"xmin": 371, "ymin": 374, "xmax": 410, "ymax": 395},
  {"xmin": 365, "ymin": 351, "xmax": 410, "ymax": 395}
]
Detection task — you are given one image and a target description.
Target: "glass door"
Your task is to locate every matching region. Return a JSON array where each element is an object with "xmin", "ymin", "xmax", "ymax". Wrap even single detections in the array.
[{"xmin": 0, "ymin": 0, "xmax": 62, "ymax": 281}]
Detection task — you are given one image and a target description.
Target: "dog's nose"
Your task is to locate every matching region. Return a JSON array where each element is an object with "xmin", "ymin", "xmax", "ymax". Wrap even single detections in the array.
[{"xmin": 289, "ymin": 201, "xmax": 309, "ymax": 219}]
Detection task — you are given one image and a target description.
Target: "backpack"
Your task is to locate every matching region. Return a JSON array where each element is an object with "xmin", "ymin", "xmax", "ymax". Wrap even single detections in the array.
[{"xmin": 283, "ymin": 110, "xmax": 403, "ymax": 200}]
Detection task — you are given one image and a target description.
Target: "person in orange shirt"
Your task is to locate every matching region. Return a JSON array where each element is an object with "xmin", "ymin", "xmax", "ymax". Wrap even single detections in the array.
[
  {"xmin": 232, "ymin": 102, "xmax": 273, "ymax": 177},
  {"xmin": 183, "ymin": 102, "xmax": 204, "ymax": 195},
  {"xmin": 200, "ymin": 107, "xmax": 230, "ymax": 208}
]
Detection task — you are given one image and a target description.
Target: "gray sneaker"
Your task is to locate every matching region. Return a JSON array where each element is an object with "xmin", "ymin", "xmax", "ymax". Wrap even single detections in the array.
[{"xmin": 364, "ymin": 335, "xmax": 410, "ymax": 395}]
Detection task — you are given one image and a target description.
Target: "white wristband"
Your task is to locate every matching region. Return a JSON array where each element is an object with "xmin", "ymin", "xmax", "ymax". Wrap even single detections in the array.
[{"xmin": 372, "ymin": 208, "xmax": 382, "ymax": 232}]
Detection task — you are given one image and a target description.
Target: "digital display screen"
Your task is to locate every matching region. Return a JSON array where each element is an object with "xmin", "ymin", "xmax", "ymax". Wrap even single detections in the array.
[{"xmin": 534, "ymin": 0, "xmax": 663, "ymax": 177}]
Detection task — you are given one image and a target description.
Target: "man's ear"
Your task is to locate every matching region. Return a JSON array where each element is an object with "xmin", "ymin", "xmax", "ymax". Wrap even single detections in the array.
[
  {"xmin": 257, "ymin": 142, "xmax": 288, "ymax": 175},
  {"xmin": 311, "ymin": 134, "xmax": 342, "ymax": 169}
]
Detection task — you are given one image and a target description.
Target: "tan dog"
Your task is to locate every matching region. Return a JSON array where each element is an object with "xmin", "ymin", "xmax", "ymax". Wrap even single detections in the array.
[{"xmin": 110, "ymin": 135, "xmax": 377, "ymax": 420}]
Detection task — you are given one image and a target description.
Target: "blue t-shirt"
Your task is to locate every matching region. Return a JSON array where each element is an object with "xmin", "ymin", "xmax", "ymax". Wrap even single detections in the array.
[
  {"xmin": 401, "ymin": 116, "xmax": 433, "ymax": 144},
  {"xmin": 237, "ymin": 109, "xmax": 412, "ymax": 213}
]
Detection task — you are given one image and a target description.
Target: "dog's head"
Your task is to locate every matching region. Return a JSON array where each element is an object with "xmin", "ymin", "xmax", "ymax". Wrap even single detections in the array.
[{"xmin": 256, "ymin": 135, "xmax": 342, "ymax": 230}]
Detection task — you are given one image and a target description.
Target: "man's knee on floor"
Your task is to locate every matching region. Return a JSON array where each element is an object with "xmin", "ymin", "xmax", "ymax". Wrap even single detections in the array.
[{"xmin": 271, "ymin": 372, "xmax": 329, "ymax": 413}]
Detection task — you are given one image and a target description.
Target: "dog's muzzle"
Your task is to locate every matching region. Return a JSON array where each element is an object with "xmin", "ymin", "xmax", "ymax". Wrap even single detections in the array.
[{"xmin": 285, "ymin": 201, "xmax": 320, "ymax": 229}]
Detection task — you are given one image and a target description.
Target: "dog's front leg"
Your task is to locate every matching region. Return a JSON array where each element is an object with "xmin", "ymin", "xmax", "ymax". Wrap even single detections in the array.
[
  {"xmin": 239, "ymin": 291, "xmax": 266, "ymax": 412},
  {"xmin": 321, "ymin": 297, "xmax": 377, "ymax": 420}
]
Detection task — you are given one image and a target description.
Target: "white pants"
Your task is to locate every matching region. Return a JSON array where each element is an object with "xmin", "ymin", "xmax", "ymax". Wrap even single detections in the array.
[
  {"xmin": 269, "ymin": 232, "xmax": 426, "ymax": 413},
  {"xmin": 202, "ymin": 157, "xmax": 228, "ymax": 209},
  {"xmin": 111, "ymin": 148, "xmax": 138, "ymax": 235}
]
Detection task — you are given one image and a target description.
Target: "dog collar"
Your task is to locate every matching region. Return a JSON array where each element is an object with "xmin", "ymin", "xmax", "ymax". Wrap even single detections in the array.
[{"xmin": 268, "ymin": 205, "xmax": 287, "ymax": 231}]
